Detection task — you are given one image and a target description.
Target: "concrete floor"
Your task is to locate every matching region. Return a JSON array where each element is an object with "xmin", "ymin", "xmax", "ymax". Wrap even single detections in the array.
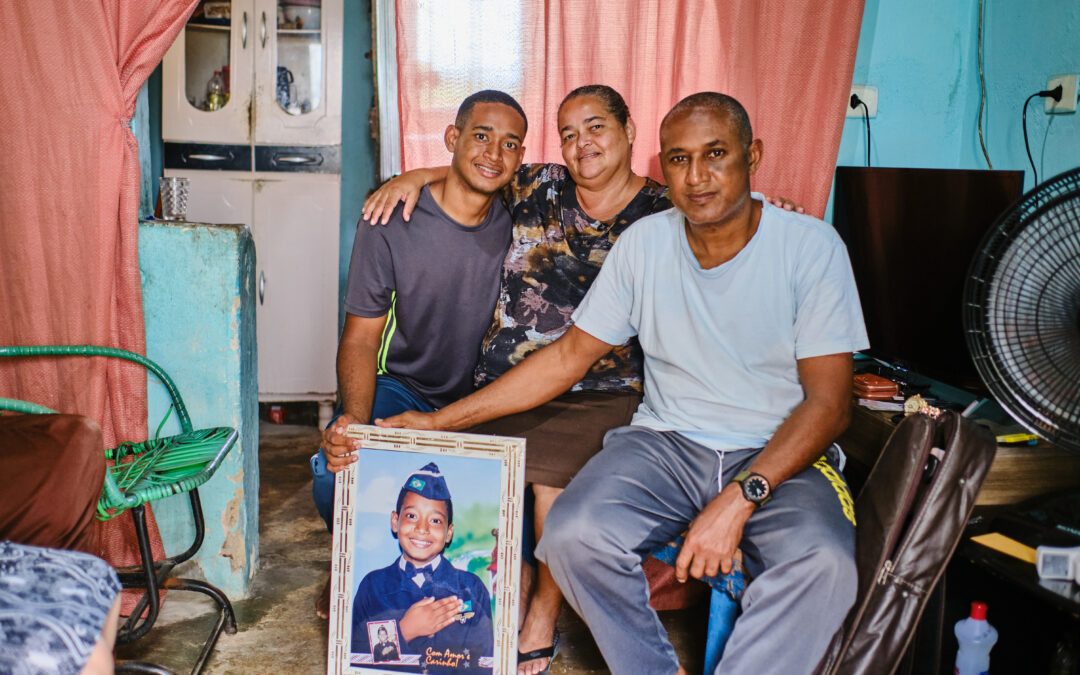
[{"xmin": 116, "ymin": 422, "xmax": 709, "ymax": 674}]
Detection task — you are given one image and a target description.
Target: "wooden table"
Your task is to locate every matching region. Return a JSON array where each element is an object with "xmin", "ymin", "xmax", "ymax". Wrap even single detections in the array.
[{"xmin": 837, "ymin": 403, "xmax": 1080, "ymax": 505}]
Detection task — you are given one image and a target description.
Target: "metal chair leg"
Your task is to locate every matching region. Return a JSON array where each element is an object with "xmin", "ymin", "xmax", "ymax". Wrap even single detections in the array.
[
  {"xmin": 117, "ymin": 504, "xmax": 163, "ymax": 644},
  {"xmin": 168, "ymin": 490, "xmax": 206, "ymax": 567},
  {"xmin": 161, "ymin": 576, "xmax": 239, "ymax": 674},
  {"xmin": 114, "ymin": 494, "xmax": 237, "ymax": 674}
]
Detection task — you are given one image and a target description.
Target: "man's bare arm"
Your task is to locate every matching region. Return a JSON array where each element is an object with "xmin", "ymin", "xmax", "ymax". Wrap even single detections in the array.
[
  {"xmin": 676, "ymin": 352, "xmax": 853, "ymax": 581},
  {"xmin": 741, "ymin": 352, "xmax": 852, "ymax": 485},
  {"xmin": 377, "ymin": 326, "xmax": 614, "ymax": 431},
  {"xmin": 321, "ymin": 313, "xmax": 389, "ymax": 471}
]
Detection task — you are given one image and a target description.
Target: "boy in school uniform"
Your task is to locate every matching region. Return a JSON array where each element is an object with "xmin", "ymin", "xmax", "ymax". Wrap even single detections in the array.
[
  {"xmin": 372, "ymin": 625, "xmax": 400, "ymax": 662},
  {"xmin": 352, "ymin": 462, "xmax": 494, "ymax": 674}
]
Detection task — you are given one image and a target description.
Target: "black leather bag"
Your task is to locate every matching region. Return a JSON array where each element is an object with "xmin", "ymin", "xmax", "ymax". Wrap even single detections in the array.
[{"xmin": 816, "ymin": 411, "xmax": 997, "ymax": 675}]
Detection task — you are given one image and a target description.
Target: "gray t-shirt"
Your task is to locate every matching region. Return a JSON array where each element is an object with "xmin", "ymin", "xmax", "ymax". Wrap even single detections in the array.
[{"xmin": 344, "ymin": 186, "xmax": 511, "ymax": 408}]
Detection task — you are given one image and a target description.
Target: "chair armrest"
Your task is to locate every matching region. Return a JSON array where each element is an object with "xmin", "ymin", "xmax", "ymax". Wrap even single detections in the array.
[
  {"xmin": 0, "ymin": 398, "xmax": 58, "ymax": 415},
  {"xmin": 0, "ymin": 345, "xmax": 193, "ymax": 433}
]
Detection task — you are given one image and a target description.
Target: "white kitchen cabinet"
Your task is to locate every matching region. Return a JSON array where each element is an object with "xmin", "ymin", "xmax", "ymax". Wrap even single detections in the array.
[
  {"xmin": 162, "ymin": 0, "xmax": 342, "ymax": 146},
  {"xmin": 250, "ymin": 174, "xmax": 339, "ymax": 398},
  {"xmin": 161, "ymin": 0, "xmax": 343, "ymax": 410},
  {"xmin": 171, "ymin": 169, "xmax": 339, "ymax": 404}
]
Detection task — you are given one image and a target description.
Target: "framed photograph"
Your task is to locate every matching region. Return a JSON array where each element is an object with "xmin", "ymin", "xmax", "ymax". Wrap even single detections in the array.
[{"xmin": 327, "ymin": 425, "xmax": 526, "ymax": 675}]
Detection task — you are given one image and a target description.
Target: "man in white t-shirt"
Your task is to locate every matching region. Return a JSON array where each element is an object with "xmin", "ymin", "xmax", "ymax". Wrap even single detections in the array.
[{"xmin": 380, "ymin": 92, "xmax": 869, "ymax": 675}]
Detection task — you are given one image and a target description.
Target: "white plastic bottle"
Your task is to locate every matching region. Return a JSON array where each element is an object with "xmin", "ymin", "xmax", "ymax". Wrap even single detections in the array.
[{"xmin": 954, "ymin": 601, "xmax": 998, "ymax": 675}]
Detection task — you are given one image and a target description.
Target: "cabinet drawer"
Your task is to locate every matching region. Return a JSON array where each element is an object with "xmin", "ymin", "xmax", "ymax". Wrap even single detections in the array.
[
  {"xmin": 254, "ymin": 145, "xmax": 340, "ymax": 173},
  {"xmin": 165, "ymin": 143, "xmax": 252, "ymax": 171}
]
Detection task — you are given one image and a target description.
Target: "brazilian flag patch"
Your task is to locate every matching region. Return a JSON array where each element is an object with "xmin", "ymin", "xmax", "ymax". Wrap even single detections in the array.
[{"xmin": 409, "ymin": 477, "xmax": 426, "ymax": 491}]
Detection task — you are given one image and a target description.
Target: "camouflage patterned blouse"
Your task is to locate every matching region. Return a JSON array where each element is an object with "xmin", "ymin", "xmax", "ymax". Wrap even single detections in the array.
[{"xmin": 474, "ymin": 163, "xmax": 670, "ymax": 393}]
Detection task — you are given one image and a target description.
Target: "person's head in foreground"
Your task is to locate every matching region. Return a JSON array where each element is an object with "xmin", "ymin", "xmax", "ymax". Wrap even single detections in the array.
[
  {"xmin": 391, "ymin": 462, "xmax": 454, "ymax": 567},
  {"xmin": 447, "ymin": 89, "xmax": 528, "ymax": 196},
  {"xmin": 659, "ymin": 91, "xmax": 763, "ymax": 228}
]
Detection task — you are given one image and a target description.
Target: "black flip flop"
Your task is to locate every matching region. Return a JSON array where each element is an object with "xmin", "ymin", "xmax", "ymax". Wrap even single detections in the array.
[{"xmin": 517, "ymin": 629, "xmax": 560, "ymax": 674}]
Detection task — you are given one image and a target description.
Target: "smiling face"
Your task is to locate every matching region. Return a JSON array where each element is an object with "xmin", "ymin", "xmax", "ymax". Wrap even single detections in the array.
[
  {"xmin": 659, "ymin": 107, "xmax": 762, "ymax": 229},
  {"xmin": 445, "ymin": 101, "xmax": 526, "ymax": 196},
  {"xmin": 558, "ymin": 95, "xmax": 635, "ymax": 185},
  {"xmin": 391, "ymin": 491, "xmax": 453, "ymax": 566}
]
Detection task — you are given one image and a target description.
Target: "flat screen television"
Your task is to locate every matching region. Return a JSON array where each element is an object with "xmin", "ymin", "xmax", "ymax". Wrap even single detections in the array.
[{"xmin": 832, "ymin": 166, "xmax": 1024, "ymax": 393}]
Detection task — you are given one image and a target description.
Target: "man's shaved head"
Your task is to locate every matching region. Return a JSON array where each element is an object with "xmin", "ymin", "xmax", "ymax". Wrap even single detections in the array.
[{"xmin": 660, "ymin": 92, "xmax": 753, "ymax": 151}]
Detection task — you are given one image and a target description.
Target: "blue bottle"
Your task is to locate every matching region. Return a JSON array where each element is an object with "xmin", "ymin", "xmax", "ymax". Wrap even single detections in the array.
[{"xmin": 954, "ymin": 601, "xmax": 998, "ymax": 675}]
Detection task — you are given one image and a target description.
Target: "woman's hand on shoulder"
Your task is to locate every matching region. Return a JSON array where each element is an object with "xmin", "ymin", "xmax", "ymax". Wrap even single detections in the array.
[
  {"xmin": 363, "ymin": 174, "xmax": 422, "ymax": 225},
  {"xmin": 363, "ymin": 166, "xmax": 449, "ymax": 225},
  {"xmin": 765, "ymin": 195, "xmax": 805, "ymax": 213}
]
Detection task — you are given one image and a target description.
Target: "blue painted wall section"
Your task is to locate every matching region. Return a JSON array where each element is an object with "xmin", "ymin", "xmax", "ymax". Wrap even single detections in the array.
[
  {"xmin": 339, "ymin": 0, "xmax": 376, "ymax": 330},
  {"xmin": 139, "ymin": 221, "xmax": 259, "ymax": 598},
  {"xmin": 830, "ymin": 0, "xmax": 1079, "ymax": 218},
  {"xmin": 981, "ymin": 1, "xmax": 1080, "ymax": 192}
]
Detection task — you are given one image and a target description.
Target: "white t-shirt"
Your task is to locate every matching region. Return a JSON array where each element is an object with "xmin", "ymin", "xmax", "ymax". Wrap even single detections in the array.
[{"xmin": 571, "ymin": 198, "xmax": 869, "ymax": 451}]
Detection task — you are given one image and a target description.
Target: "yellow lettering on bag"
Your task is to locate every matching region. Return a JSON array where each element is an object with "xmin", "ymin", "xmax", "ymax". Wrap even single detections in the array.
[{"xmin": 813, "ymin": 456, "xmax": 856, "ymax": 526}]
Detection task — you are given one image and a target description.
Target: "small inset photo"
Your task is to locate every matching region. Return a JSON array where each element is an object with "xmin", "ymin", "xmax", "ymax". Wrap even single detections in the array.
[{"xmin": 367, "ymin": 620, "xmax": 402, "ymax": 663}]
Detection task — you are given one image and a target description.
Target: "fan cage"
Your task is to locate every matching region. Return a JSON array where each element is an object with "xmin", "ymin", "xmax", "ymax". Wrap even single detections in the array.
[{"xmin": 964, "ymin": 166, "xmax": 1080, "ymax": 453}]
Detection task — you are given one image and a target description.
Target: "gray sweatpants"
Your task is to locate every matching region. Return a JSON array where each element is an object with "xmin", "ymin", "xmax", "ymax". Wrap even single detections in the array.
[{"xmin": 536, "ymin": 426, "xmax": 857, "ymax": 675}]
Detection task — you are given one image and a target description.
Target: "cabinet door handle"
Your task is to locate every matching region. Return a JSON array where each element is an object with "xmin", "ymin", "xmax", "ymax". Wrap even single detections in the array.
[
  {"xmin": 275, "ymin": 155, "xmax": 319, "ymax": 165},
  {"xmin": 259, "ymin": 271, "xmax": 266, "ymax": 305},
  {"xmin": 241, "ymin": 11, "xmax": 248, "ymax": 48},
  {"xmin": 260, "ymin": 11, "xmax": 267, "ymax": 48},
  {"xmin": 188, "ymin": 153, "xmax": 228, "ymax": 162}
]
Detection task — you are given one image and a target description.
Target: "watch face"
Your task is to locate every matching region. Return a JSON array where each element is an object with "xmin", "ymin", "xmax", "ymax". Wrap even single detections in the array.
[{"xmin": 743, "ymin": 475, "xmax": 771, "ymax": 503}]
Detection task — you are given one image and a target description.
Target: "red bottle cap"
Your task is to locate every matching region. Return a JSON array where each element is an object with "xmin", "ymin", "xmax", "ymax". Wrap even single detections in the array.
[{"xmin": 970, "ymin": 601, "xmax": 988, "ymax": 621}]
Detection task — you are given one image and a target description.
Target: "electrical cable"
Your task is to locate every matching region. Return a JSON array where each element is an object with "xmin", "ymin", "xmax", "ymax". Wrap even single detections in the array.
[
  {"xmin": 976, "ymin": 0, "xmax": 992, "ymax": 169},
  {"xmin": 1023, "ymin": 85, "xmax": 1064, "ymax": 188},
  {"xmin": 1023, "ymin": 92, "xmax": 1041, "ymax": 187},
  {"xmin": 850, "ymin": 93, "xmax": 871, "ymax": 167}
]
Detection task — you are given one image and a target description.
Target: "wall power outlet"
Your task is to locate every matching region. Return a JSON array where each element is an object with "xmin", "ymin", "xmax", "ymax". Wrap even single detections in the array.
[
  {"xmin": 1046, "ymin": 74, "xmax": 1078, "ymax": 114},
  {"xmin": 848, "ymin": 85, "xmax": 878, "ymax": 117}
]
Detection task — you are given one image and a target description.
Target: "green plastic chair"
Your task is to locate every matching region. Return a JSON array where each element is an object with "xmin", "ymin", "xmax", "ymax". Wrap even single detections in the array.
[{"xmin": 0, "ymin": 345, "xmax": 239, "ymax": 674}]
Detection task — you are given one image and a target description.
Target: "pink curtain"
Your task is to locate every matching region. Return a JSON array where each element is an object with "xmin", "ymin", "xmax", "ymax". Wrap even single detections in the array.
[
  {"xmin": 0, "ymin": 1, "xmax": 196, "ymax": 566},
  {"xmin": 396, "ymin": 0, "xmax": 865, "ymax": 217},
  {"xmin": 0, "ymin": 0, "xmax": 195, "ymax": 446}
]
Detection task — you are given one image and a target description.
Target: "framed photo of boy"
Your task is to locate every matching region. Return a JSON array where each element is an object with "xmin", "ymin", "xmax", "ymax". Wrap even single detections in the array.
[{"xmin": 327, "ymin": 425, "xmax": 526, "ymax": 675}]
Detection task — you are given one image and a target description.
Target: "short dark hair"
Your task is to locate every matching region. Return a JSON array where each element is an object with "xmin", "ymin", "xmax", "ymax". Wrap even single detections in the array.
[
  {"xmin": 455, "ymin": 90, "xmax": 528, "ymax": 135},
  {"xmin": 661, "ymin": 92, "xmax": 753, "ymax": 150},
  {"xmin": 559, "ymin": 84, "xmax": 630, "ymax": 126}
]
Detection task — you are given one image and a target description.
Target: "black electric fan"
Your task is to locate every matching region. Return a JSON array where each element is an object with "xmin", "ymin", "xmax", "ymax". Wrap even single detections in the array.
[{"xmin": 964, "ymin": 166, "xmax": 1080, "ymax": 453}]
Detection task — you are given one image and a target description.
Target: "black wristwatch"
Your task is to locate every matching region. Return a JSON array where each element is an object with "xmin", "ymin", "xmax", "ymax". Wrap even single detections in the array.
[{"xmin": 732, "ymin": 470, "xmax": 772, "ymax": 506}]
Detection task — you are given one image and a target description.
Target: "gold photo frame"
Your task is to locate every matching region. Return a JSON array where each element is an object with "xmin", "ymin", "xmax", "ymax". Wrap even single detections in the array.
[{"xmin": 327, "ymin": 425, "xmax": 525, "ymax": 675}]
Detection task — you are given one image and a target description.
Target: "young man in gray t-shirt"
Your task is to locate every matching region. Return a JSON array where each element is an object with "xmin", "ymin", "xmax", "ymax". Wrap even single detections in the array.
[{"xmin": 311, "ymin": 90, "xmax": 527, "ymax": 617}]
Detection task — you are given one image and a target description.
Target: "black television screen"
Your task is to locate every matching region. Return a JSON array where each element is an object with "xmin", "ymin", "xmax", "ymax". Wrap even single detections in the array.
[{"xmin": 832, "ymin": 166, "xmax": 1024, "ymax": 392}]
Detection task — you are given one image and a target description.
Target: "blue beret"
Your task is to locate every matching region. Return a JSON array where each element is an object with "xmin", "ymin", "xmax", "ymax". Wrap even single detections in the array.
[
  {"xmin": 396, "ymin": 462, "xmax": 453, "ymax": 522},
  {"xmin": 402, "ymin": 462, "xmax": 452, "ymax": 501}
]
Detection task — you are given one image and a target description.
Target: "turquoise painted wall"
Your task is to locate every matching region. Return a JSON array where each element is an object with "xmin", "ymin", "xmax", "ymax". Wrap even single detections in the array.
[
  {"xmin": 830, "ymin": 0, "xmax": 1080, "ymax": 218},
  {"xmin": 140, "ymin": 221, "xmax": 259, "ymax": 598},
  {"xmin": 338, "ymin": 0, "xmax": 376, "ymax": 328},
  {"xmin": 981, "ymin": 1, "xmax": 1080, "ymax": 191}
]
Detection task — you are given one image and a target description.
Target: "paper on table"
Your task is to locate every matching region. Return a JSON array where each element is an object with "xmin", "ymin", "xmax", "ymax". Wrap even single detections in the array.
[
  {"xmin": 971, "ymin": 532, "xmax": 1038, "ymax": 564},
  {"xmin": 858, "ymin": 398, "xmax": 905, "ymax": 411}
]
